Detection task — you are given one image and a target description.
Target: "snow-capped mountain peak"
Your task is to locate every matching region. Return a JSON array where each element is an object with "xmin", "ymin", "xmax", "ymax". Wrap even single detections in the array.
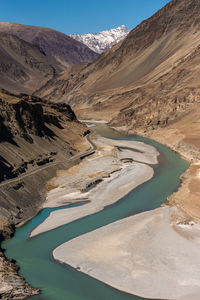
[{"xmin": 70, "ymin": 25, "xmax": 130, "ymax": 54}]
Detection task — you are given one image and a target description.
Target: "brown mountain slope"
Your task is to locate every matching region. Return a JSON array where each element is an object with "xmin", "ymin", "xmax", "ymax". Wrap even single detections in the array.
[
  {"xmin": 0, "ymin": 88, "xmax": 88, "ymax": 226},
  {"xmin": 37, "ymin": 0, "xmax": 200, "ymax": 129},
  {"xmin": 0, "ymin": 22, "xmax": 99, "ymax": 67},
  {"xmin": 0, "ymin": 32, "xmax": 62, "ymax": 94}
]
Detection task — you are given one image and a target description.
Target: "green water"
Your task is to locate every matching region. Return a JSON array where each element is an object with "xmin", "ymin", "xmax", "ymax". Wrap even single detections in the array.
[{"xmin": 2, "ymin": 125, "xmax": 189, "ymax": 300}]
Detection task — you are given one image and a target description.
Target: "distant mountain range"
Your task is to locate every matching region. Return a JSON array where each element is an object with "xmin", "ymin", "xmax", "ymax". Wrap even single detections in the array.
[{"xmin": 70, "ymin": 25, "xmax": 130, "ymax": 54}]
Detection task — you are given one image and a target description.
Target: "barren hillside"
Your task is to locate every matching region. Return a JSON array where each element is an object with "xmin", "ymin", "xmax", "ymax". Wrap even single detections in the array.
[
  {"xmin": 37, "ymin": 0, "xmax": 200, "ymax": 132},
  {"xmin": 0, "ymin": 22, "xmax": 99, "ymax": 67},
  {"xmin": 0, "ymin": 32, "xmax": 62, "ymax": 94}
]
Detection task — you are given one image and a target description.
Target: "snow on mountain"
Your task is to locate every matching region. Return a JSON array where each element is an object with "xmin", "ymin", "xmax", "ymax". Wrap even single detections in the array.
[{"xmin": 70, "ymin": 25, "xmax": 130, "ymax": 54}]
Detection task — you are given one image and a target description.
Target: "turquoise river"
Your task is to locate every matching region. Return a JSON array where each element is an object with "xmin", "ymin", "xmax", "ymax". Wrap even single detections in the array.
[{"xmin": 2, "ymin": 124, "xmax": 189, "ymax": 300}]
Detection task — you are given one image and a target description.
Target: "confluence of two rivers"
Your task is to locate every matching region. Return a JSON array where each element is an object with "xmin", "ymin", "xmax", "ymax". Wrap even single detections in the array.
[{"xmin": 2, "ymin": 124, "xmax": 189, "ymax": 300}]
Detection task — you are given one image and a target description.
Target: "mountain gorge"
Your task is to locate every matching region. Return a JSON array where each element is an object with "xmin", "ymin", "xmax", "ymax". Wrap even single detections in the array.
[
  {"xmin": 2, "ymin": 0, "xmax": 200, "ymax": 298},
  {"xmin": 0, "ymin": 20, "xmax": 133, "ymax": 300},
  {"xmin": 0, "ymin": 22, "xmax": 131, "ymax": 96},
  {"xmin": 37, "ymin": 0, "xmax": 200, "ymax": 133}
]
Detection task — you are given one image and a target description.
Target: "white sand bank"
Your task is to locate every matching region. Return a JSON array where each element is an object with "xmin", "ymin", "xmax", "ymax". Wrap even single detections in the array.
[
  {"xmin": 53, "ymin": 206, "xmax": 200, "ymax": 300},
  {"xmin": 30, "ymin": 137, "xmax": 158, "ymax": 237},
  {"xmin": 31, "ymin": 163, "xmax": 153, "ymax": 237}
]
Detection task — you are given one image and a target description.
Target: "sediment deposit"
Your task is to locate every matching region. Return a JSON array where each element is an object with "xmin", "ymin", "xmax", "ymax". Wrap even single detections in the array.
[
  {"xmin": 31, "ymin": 135, "xmax": 159, "ymax": 237},
  {"xmin": 54, "ymin": 206, "xmax": 200, "ymax": 300}
]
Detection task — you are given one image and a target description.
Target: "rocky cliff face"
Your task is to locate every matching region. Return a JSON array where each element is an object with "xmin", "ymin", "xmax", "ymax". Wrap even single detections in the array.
[
  {"xmin": 0, "ymin": 94, "xmax": 75, "ymax": 183},
  {"xmin": 0, "ymin": 94, "xmax": 76, "ymax": 142},
  {"xmin": 0, "ymin": 250, "xmax": 39, "ymax": 299},
  {"xmin": 0, "ymin": 99, "xmax": 46, "ymax": 141},
  {"xmin": 0, "ymin": 22, "xmax": 99, "ymax": 67},
  {"xmin": 0, "ymin": 89, "xmax": 81, "ymax": 186},
  {"xmin": 70, "ymin": 25, "xmax": 130, "ymax": 54},
  {"xmin": 0, "ymin": 89, "xmax": 87, "ymax": 299},
  {"xmin": 37, "ymin": 0, "xmax": 200, "ymax": 132}
]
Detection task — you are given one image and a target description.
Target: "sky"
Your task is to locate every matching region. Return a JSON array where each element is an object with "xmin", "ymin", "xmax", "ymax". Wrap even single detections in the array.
[{"xmin": 0, "ymin": 0, "xmax": 171, "ymax": 34}]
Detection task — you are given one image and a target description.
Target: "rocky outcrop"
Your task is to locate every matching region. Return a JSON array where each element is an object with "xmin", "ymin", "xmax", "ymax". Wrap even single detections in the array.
[
  {"xmin": 0, "ymin": 95, "xmax": 76, "ymax": 144},
  {"xmin": 0, "ymin": 250, "xmax": 39, "ymax": 299},
  {"xmin": 0, "ymin": 99, "xmax": 46, "ymax": 142},
  {"xmin": 109, "ymin": 88, "xmax": 200, "ymax": 132},
  {"xmin": 0, "ymin": 90, "xmax": 83, "ymax": 185}
]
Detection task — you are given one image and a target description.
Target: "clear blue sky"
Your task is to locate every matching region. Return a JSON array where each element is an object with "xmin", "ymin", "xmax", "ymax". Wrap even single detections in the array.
[{"xmin": 0, "ymin": 0, "xmax": 170, "ymax": 34}]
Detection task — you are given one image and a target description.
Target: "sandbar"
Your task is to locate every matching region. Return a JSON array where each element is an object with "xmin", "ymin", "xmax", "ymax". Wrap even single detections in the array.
[
  {"xmin": 54, "ymin": 206, "xmax": 200, "ymax": 300},
  {"xmin": 30, "ymin": 136, "xmax": 158, "ymax": 237}
]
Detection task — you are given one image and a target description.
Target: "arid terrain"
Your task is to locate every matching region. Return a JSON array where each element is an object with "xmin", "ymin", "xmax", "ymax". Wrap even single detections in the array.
[
  {"xmin": 34, "ymin": 2, "xmax": 200, "ymax": 297},
  {"xmin": 37, "ymin": 0, "xmax": 200, "ymax": 132},
  {"xmin": 0, "ymin": 32, "xmax": 62, "ymax": 94},
  {"xmin": 143, "ymin": 103, "xmax": 200, "ymax": 224},
  {"xmin": 0, "ymin": 22, "xmax": 99, "ymax": 67},
  {"xmin": 1, "ymin": 0, "xmax": 200, "ymax": 299},
  {"xmin": 0, "ymin": 22, "xmax": 99, "ymax": 95}
]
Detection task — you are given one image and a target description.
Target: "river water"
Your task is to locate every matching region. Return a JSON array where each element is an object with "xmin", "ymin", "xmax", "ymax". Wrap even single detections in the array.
[{"xmin": 2, "ymin": 124, "xmax": 189, "ymax": 300}]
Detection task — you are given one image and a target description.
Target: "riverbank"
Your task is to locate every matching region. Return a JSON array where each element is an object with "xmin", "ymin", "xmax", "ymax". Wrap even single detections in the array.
[
  {"xmin": 0, "ymin": 125, "xmax": 91, "ymax": 300},
  {"xmin": 111, "ymin": 104, "xmax": 200, "ymax": 224},
  {"xmin": 1, "ymin": 116, "xmax": 195, "ymax": 298},
  {"xmin": 0, "ymin": 251, "xmax": 39, "ymax": 299},
  {"xmin": 31, "ymin": 135, "xmax": 159, "ymax": 237},
  {"xmin": 140, "ymin": 104, "xmax": 200, "ymax": 224},
  {"xmin": 3, "ymin": 124, "xmax": 188, "ymax": 300}
]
